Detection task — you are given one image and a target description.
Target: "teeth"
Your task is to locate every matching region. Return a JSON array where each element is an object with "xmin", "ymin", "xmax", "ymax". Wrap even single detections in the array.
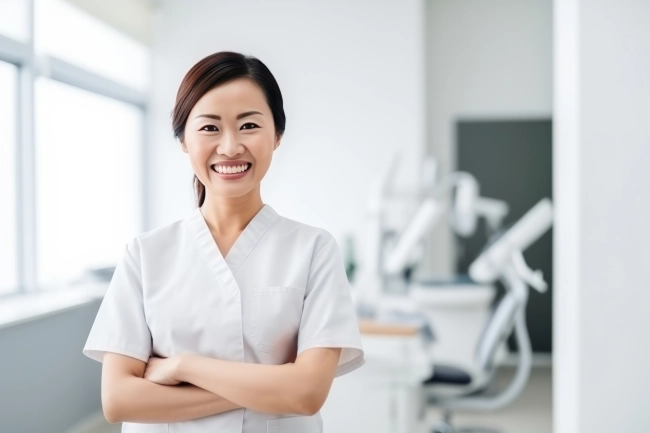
[{"xmin": 212, "ymin": 163, "xmax": 250, "ymax": 174}]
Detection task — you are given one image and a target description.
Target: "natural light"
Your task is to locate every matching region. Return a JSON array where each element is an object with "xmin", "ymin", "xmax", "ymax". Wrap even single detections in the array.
[
  {"xmin": 34, "ymin": 78, "xmax": 143, "ymax": 288},
  {"xmin": 0, "ymin": 61, "xmax": 18, "ymax": 294}
]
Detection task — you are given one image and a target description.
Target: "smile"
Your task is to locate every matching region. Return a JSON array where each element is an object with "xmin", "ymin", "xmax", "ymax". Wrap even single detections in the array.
[{"xmin": 211, "ymin": 163, "xmax": 252, "ymax": 174}]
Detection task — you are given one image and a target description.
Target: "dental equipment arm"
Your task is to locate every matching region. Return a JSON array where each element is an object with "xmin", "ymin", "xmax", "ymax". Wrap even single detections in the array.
[
  {"xmin": 450, "ymin": 172, "xmax": 509, "ymax": 236},
  {"xmin": 442, "ymin": 197, "xmax": 553, "ymax": 411},
  {"xmin": 469, "ymin": 198, "xmax": 553, "ymax": 285},
  {"xmin": 383, "ymin": 171, "xmax": 509, "ymax": 275},
  {"xmin": 383, "ymin": 198, "xmax": 445, "ymax": 275}
]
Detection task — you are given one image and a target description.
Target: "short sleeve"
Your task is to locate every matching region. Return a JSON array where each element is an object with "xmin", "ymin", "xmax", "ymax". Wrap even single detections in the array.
[
  {"xmin": 82, "ymin": 237, "xmax": 152, "ymax": 363},
  {"xmin": 297, "ymin": 233, "xmax": 365, "ymax": 378}
]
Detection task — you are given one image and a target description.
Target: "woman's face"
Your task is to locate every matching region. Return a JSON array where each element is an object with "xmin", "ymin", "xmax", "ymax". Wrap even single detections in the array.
[{"xmin": 181, "ymin": 77, "xmax": 281, "ymax": 199}]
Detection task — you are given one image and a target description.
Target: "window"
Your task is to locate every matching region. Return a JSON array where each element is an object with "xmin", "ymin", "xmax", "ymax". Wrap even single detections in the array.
[
  {"xmin": 35, "ymin": 0, "xmax": 151, "ymax": 92},
  {"xmin": 35, "ymin": 78, "xmax": 143, "ymax": 287},
  {"xmin": 0, "ymin": 0, "xmax": 29, "ymax": 42},
  {"xmin": 0, "ymin": 1, "xmax": 149, "ymax": 295},
  {"xmin": 0, "ymin": 61, "xmax": 18, "ymax": 294}
]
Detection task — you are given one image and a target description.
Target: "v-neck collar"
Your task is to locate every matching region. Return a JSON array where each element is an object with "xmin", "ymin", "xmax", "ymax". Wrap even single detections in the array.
[{"xmin": 188, "ymin": 203, "xmax": 280, "ymax": 278}]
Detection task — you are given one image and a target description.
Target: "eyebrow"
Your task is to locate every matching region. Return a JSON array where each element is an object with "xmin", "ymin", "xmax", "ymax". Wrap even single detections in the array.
[{"xmin": 194, "ymin": 111, "xmax": 263, "ymax": 120}]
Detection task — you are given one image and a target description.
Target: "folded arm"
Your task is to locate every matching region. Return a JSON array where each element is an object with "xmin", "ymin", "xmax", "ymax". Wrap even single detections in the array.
[
  {"xmin": 176, "ymin": 347, "xmax": 341, "ymax": 416},
  {"xmin": 101, "ymin": 352, "xmax": 240, "ymax": 424}
]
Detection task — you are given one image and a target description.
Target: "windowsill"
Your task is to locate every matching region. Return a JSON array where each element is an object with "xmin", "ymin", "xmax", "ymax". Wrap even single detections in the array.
[{"xmin": 0, "ymin": 281, "xmax": 109, "ymax": 330}]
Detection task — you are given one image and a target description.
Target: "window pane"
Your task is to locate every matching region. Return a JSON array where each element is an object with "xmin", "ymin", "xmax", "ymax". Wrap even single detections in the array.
[
  {"xmin": 35, "ymin": 78, "xmax": 143, "ymax": 288},
  {"xmin": 0, "ymin": 61, "xmax": 18, "ymax": 294},
  {"xmin": 35, "ymin": 0, "xmax": 150, "ymax": 92},
  {"xmin": 0, "ymin": 0, "xmax": 29, "ymax": 42}
]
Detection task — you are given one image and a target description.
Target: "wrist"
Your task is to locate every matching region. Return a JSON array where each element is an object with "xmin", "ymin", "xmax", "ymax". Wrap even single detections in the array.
[{"xmin": 175, "ymin": 353, "xmax": 193, "ymax": 383}]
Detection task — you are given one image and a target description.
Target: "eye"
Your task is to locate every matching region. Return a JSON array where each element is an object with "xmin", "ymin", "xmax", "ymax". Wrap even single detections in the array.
[
  {"xmin": 241, "ymin": 123, "xmax": 259, "ymax": 130},
  {"xmin": 200, "ymin": 125, "xmax": 218, "ymax": 132}
]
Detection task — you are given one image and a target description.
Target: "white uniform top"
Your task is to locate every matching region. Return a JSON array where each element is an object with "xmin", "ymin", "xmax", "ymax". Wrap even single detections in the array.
[{"xmin": 82, "ymin": 204, "xmax": 365, "ymax": 433}]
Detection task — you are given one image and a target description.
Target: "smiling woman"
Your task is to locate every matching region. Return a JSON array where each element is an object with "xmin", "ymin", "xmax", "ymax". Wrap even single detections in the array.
[
  {"xmin": 82, "ymin": 51, "xmax": 365, "ymax": 433},
  {"xmin": 171, "ymin": 52, "xmax": 286, "ymax": 208}
]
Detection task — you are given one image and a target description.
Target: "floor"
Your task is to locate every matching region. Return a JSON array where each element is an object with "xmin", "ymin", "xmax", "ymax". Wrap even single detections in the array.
[
  {"xmin": 91, "ymin": 366, "xmax": 552, "ymax": 433},
  {"xmin": 425, "ymin": 366, "xmax": 553, "ymax": 433},
  {"xmin": 91, "ymin": 424, "xmax": 120, "ymax": 433}
]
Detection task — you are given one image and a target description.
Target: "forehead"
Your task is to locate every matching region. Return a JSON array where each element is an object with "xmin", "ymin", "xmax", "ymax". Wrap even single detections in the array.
[{"xmin": 190, "ymin": 78, "xmax": 269, "ymax": 115}]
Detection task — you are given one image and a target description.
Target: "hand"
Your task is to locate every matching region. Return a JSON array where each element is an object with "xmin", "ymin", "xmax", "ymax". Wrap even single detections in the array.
[{"xmin": 144, "ymin": 355, "xmax": 184, "ymax": 386}]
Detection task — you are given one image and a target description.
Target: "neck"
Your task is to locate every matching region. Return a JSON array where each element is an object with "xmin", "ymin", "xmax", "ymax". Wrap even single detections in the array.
[{"xmin": 200, "ymin": 188, "xmax": 264, "ymax": 236}]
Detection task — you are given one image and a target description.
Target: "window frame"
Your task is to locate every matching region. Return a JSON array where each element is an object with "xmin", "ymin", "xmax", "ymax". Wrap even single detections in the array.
[{"xmin": 0, "ymin": 0, "xmax": 149, "ymax": 297}]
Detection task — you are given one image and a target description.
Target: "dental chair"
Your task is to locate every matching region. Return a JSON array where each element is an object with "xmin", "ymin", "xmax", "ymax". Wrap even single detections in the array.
[{"xmin": 424, "ymin": 198, "xmax": 554, "ymax": 433}]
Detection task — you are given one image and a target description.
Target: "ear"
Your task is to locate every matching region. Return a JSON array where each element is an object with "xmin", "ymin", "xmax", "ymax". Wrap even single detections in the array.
[
  {"xmin": 180, "ymin": 140, "xmax": 188, "ymax": 153},
  {"xmin": 274, "ymin": 135, "xmax": 282, "ymax": 151}
]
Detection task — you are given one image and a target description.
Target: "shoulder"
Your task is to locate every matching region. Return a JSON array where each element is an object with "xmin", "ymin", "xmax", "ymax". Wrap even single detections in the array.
[
  {"xmin": 273, "ymin": 214, "xmax": 337, "ymax": 256},
  {"xmin": 125, "ymin": 214, "xmax": 188, "ymax": 258}
]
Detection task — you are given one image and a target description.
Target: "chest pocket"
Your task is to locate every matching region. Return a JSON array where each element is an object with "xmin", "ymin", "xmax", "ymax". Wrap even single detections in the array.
[{"xmin": 250, "ymin": 286, "xmax": 306, "ymax": 354}]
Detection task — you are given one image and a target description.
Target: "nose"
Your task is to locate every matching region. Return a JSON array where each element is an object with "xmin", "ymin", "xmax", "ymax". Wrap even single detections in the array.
[{"xmin": 217, "ymin": 129, "xmax": 243, "ymax": 157}]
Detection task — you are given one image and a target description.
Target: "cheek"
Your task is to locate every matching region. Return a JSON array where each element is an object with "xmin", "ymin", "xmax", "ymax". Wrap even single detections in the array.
[
  {"xmin": 185, "ymin": 139, "xmax": 214, "ymax": 167},
  {"xmin": 249, "ymin": 134, "xmax": 275, "ymax": 163}
]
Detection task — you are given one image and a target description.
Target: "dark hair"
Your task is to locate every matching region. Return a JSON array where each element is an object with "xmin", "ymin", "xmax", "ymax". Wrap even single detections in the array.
[{"xmin": 171, "ymin": 51, "xmax": 286, "ymax": 207}]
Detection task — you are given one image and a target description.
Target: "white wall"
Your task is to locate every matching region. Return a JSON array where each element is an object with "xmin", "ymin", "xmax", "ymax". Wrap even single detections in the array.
[
  {"xmin": 147, "ymin": 0, "xmax": 426, "ymax": 261},
  {"xmin": 554, "ymin": 0, "xmax": 650, "ymax": 431},
  {"xmin": 64, "ymin": 0, "xmax": 153, "ymax": 44},
  {"xmin": 425, "ymin": 0, "xmax": 552, "ymax": 273}
]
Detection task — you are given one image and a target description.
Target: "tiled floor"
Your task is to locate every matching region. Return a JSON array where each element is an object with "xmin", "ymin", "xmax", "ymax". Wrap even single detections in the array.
[{"xmin": 92, "ymin": 366, "xmax": 552, "ymax": 433}]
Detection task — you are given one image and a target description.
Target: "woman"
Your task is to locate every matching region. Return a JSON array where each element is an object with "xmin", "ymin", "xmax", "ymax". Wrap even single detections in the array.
[{"xmin": 83, "ymin": 51, "xmax": 365, "ymax": 433}]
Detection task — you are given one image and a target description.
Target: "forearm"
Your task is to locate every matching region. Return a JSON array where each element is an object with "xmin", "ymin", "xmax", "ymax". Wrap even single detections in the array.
[
  {"xmin": 176, "ymin": 355, "xmax": 321, "ymax": 416},
  {"xmin": 103, "ymin": 376, "xmax": 240, "ymax": 423}
]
